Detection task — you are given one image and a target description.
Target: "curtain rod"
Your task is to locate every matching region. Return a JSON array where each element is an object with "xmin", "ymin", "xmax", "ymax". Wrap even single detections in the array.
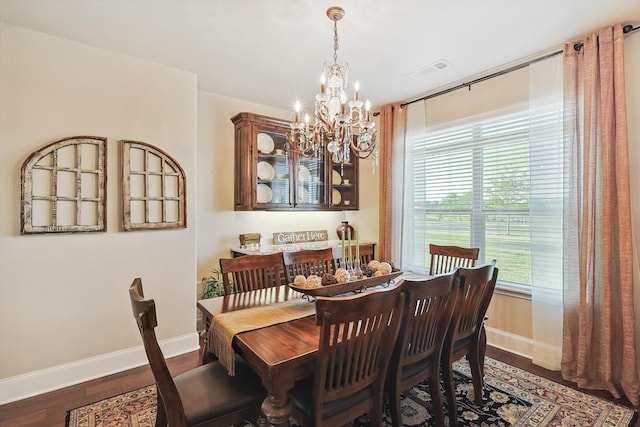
[
  {"xmin": 573, "ymin": 23, "xmax": 639, "ymax": 51},
  {"xmin": 399, "ymin": 49, "xmax": 562, "ymax": 108},
  {"xmin": 400, "ymin": 23, "xmax": 639, "ymax": 109}
]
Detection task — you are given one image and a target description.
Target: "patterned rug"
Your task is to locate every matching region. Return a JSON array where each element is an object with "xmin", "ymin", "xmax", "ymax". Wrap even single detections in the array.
[{"xmin": 66, "ymin": 357, "xmax": 636, "ymax": 427}]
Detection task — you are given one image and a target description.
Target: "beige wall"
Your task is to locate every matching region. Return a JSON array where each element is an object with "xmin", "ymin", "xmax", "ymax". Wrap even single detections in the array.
[
  {"xmin": 426, "ymin": 67, "xmax": 529, "ymax": 125},
  {"xmin": 0, "ymin": 23, "xmax": 198, "ymax": 386},
  {"xmin": 195, "ymin": 91, "xmax": 380, "ymax": 282},
  {"xmin": 0, "ymin": 23, "xmax": 380, "ymax": 403}
]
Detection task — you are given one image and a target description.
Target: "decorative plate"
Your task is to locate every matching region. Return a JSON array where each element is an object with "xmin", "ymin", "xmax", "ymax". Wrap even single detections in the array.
[
  {"xmin": 257, "ymin": 133, "xmax": 275, "ymax": 154},
  {"xmin": 256, "ymin": 184, "xmax": 273, "ymax": 203},
  {"xmin": 289, "ymin": 270, "xmax": 403, "ymax": 297},
  {"xmin": 332, "ymin": 188, "xmax": 342, "ymax": 205},
  {"xmin": 332, "ymin": 169, "xmax": 342, "ymax": 185},
  {"xmin": 257, "ymin": 161, "xmax": 275, "ymax": 181},
  {"xmin": 298, "ymin": 165, "xmax": 311, "ymax": 183}
]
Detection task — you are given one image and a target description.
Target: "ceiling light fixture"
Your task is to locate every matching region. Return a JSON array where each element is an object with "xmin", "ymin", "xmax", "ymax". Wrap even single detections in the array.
[{"xmin": 287, "ymin": 6, "xmax": 377, "ymax": 170}]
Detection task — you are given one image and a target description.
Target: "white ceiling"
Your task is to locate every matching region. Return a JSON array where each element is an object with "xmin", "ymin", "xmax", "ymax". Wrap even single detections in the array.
[{"xmin": 1, "ymin": 0, "xmax": 640, "ymax": 111}]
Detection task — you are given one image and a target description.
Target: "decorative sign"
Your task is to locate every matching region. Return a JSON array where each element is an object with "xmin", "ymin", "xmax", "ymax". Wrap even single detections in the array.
[
  {"xmin": 239, "ymin": 233, "xmax": 261, "ymax": 246},
  {"xmin": 273, "ymin": 229, "xmax": 328, "ymax": 245}
]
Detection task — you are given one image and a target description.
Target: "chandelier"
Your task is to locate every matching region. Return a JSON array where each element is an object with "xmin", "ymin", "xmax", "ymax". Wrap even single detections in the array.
[{"xmin": 287, "ymin": 6, "xmax": 377, "ymax": 167}]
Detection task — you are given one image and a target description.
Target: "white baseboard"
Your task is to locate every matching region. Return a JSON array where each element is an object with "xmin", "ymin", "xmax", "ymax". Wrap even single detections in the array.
[
  {"xmin": 485, "ymin": 326, "xmax": 533, "ymax": 359},
  {"xmin": 0, "ymin": 328, "xmax": 552, "ymax": 405},
  {"xmin": 530, "ymin": 340, "xmax": 562, "ymax": 370},
  {"xmin": 0, "ymin": 332, "xmax": 199, "ymax": 405}
]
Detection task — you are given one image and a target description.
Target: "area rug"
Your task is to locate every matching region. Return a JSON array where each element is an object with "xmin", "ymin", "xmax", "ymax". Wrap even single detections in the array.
[{"xmin": 66, "ymin": 357, "xmax": 636, "ymax": 427}]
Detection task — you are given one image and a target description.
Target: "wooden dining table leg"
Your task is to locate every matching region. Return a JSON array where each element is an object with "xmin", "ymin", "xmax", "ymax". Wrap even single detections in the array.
[{"xmin": 260, "ymin": 392, "xmax": 293, "ymax": 427}]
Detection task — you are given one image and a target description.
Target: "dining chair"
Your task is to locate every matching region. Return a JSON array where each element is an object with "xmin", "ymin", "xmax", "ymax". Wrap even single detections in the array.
[
  {"xmin": 288, "ymin": 284, "xmax": 406, "ymax": 427},
  {"xmin": 282, "ymin": 247, "xmax": 334, "ymax": 283},
  {"xmin": 428, "ymin": 243, "xmax": 480, "ymax": 275},
  {"xmin": 332, "ymin": 242, "xmax": 375, "ymax": 270},
  {"xmin": 219, "ymin": 252, "xmax": 284, "ymax": 295},
  {"xmin": 129, "ymin": 278, "xmax": 266, "ymax": 427},
  {"xmin": 386, "ymin": 270, "xmax": 459, "ymax": 427},
  {"xmin": 440, "ymin": 263, "xmax": 498, "ymax": 424}
]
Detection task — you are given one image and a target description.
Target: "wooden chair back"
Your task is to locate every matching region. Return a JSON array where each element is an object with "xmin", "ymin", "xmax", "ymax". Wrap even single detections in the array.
[
  {"xmin": 129, "ymin": 278, "xmax": 266, "ymax": 427},
  {"xmin": 299, "ymin": 285, "xmax": 405, "ymax": 426},
  {"xmin": 282, "ymin": 247, "xmax": 333, "ymax": 283},
  {"xmin": 449, "ymin": 263, "xmax": 497, "ymax": 345},
  {"xmin": 129, "ymin": 278, "xmax": 186, "ymax": 425},
  {"xmin": 219, "ymin": 252, "xmax": 284, "ymax": 295},
  {"xmin": 429, "ymin": 244, "xmax": 479, "ymax": 275},
  {"xmin": 332, "ymin": 243, "xmax": 375, "ymax": 270},
  {"xmin": 387, "ymin": 270, "xmax": 459, "ymax": 426},
  {"xmin": 441, "ymin": 263, "xmax": 498, "ymax": 423}
]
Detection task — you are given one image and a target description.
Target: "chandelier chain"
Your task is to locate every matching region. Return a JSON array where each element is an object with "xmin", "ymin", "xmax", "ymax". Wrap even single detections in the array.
[{"xmin": 333, "ymin": 17, "xmax": 339, "ymax": 64}]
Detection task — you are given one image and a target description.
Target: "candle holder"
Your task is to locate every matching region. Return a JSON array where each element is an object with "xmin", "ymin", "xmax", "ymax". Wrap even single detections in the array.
[
  {"xmin": 352, "ymin": 259, "xmax": 364, "ymax": 280},
  {"xmin": 335, "ymin": 265, "xmax": 351, "ymax": 283},
  {"xmin": 345, "ymin": 258, "xmax": 354, "ymax": 281}
]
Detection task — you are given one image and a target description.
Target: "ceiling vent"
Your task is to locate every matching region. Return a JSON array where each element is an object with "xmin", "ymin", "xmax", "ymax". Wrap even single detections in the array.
[{"xmin": 408, "ymin": 59, "xmax": 451, "ymax": 80}]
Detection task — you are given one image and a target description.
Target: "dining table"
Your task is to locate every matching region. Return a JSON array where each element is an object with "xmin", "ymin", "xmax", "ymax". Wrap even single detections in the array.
[{"xmin": 197, "ymin": 279, "xmax": 407, "ymax": 427}]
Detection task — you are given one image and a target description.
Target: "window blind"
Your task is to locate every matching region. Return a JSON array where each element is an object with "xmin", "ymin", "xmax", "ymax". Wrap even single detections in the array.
[{"xmin": 404, "ymin": 105, "xmax": 563, "ymax": 291}]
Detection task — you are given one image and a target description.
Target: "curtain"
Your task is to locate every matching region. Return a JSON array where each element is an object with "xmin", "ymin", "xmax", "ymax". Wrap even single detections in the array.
[
  {"xmin": 378, "ymin": 103, "xmax": 406, "ymax": 264},
  {"xmin": 562, "ymin": 23, "xmax": 639, "ymax": 405},
  {"xmin": 529, "ymin": 55, "xmax": 564, "ymax": 370}
]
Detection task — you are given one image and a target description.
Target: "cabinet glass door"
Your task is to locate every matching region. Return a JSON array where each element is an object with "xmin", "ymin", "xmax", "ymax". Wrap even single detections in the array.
[
  {"xmin": 256, "ymin": 131, "xmax": 291, "ymax": 206},
  {"xmin": 295, "ymin": 153, "xmax": 325, "ymax": 207},
  {"xmin": 330, "ymin": 159, "xmax": 357, "ymax": 209}
]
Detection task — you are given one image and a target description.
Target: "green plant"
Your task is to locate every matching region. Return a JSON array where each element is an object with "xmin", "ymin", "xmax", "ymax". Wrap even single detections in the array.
[{"xmin": 201, "ymin": 268, "xmax": 224, "ymax": 298}]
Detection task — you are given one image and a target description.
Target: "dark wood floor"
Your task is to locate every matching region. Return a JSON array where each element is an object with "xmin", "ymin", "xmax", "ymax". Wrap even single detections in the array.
[{"xmin": 0, "ymin": 345, "xmax": 637, "ymax": 427}]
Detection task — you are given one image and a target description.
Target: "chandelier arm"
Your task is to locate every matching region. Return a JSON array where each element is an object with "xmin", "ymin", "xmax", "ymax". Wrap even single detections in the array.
[
  {"xmin": 350, "ymin": 141, "xmax": 376, "ymax": 159},
  {"xmin": 317, "ymin": 113, "xmax": 333, "ymax": 132},
  {"xmin": 353, "ymin": 149, "xmax": 372, "ymax": 159}
]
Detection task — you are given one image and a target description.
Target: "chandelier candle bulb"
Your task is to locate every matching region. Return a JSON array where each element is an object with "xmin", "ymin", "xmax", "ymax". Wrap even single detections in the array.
[
  {"xmin": 321, "ymin": 74, "xmax": 326, "ymax": 94},
  {"xmin": 354, "ymin": 80, "xmax": 360, "ymax": 101},
  {"xmin": 294, "ymin": 101, "xmax": 301, "ymax": 123}
]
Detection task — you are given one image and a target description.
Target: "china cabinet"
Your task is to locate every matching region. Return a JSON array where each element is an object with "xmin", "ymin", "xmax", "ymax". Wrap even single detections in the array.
[{"xmin": 232, "ymin": 112, "xmax": 358, "ymax": 211}]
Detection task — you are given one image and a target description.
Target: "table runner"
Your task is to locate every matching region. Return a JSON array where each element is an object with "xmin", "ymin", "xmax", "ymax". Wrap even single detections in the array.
[{"xmin": 207, "ymin": 298, "xmax": 316, "ymax": 375}]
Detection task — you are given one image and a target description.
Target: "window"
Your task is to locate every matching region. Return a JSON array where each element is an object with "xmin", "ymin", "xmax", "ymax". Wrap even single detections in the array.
[{"xmin": 404, "ymin": 104, "xmax": 563, "ymax": 292}]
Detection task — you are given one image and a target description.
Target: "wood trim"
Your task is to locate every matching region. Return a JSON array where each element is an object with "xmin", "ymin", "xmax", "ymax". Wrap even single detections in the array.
[
  {"xmin": 120, "ymin": 140, "xmax": 187, "ymax": 231},
  {"xmin": 21, "ymin": 136, "xmax": 107, "ymax": 234}
]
